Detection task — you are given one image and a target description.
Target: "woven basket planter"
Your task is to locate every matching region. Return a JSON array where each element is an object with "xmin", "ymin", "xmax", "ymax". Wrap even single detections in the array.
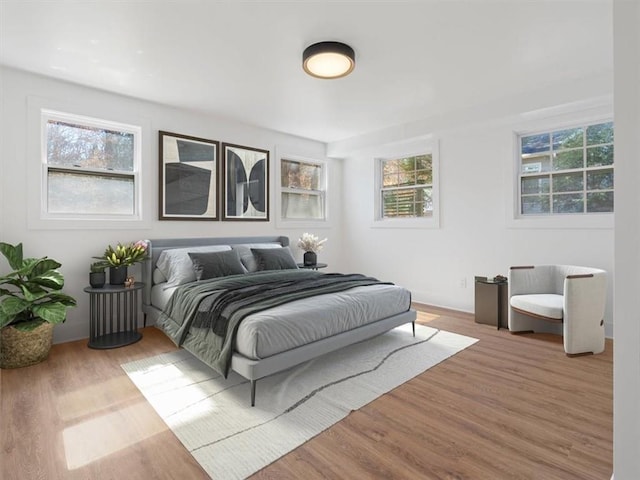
[{"xmin": 0, "ymin": 322, "xmax": 54, "ymax": 369}]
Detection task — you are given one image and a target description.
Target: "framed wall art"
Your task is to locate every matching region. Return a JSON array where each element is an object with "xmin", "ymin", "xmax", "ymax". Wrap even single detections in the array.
[
  {"xmin": 221, "ymin": 143, "xmax": 269, "ymax": 221},
  {"xmin": 159, "ymin": 131, "xmax": 219, "ymax": 220}
]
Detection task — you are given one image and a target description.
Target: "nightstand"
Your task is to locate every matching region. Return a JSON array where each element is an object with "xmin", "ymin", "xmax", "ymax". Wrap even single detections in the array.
[
  {"xmin": 474, "ymin": 276, "xmax": 508, "ymax": 330},
  {"xmin": 297, "ymin": 262, "xmax": 328, "ymax": 271},
  {"xmin": 84, "ymin": 283, "xmax": 144, "ymax": 349}
]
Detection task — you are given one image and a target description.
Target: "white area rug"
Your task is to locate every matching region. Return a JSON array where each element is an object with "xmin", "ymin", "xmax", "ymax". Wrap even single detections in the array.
[{"xmin": 122, "ymin": 324, "xmax": 478, "ymax": 479}]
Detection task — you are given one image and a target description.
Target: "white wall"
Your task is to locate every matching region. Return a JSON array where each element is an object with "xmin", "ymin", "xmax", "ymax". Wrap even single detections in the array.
[
  {"xmin": 613, "ymin": 1, "xmax": 640, "ymax": 478},
  {"xmin": 335, "ymin": 75, "xmax": 614, "ymax": 336},
  {"xmin": 0, "ymin": 66, "xmax": 342, "ymax": 343}
]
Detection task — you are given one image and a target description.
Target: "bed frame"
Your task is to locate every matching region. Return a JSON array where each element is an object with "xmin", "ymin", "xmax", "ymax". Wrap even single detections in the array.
[{"xmin": 142, "ymin": 236, "xmax": 417, "ymax": 406}]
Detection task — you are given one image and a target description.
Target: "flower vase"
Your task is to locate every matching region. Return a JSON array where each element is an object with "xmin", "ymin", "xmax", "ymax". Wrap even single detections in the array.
[
  {"xmin": 109, "ymin": 266, "xmax": 127, "ymax": 285},
  {"xmin": 303, "ymin": 251, "xmax": 317, "ymax": 266}
]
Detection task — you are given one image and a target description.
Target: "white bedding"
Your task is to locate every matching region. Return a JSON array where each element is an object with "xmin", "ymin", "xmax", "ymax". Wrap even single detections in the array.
[{"xmin": 152, "ymin": 281, "xmax": 411, "ymax": 360}]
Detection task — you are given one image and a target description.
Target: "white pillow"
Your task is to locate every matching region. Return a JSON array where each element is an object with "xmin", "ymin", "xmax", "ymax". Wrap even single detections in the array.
[
  {"xmin": 152, "ymin": 268, "xmax": 167, "ymax": 285},
  {"xmin": 156, "ymin": 245, "xmax": 231, "ymax": 287},
  {"xmin": 232, "ymin": 243, "xmax": 283, "ymax": 272}
]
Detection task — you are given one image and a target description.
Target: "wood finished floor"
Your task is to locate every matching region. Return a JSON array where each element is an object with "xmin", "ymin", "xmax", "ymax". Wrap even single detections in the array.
[{"xmin": 1, "ymin": 305, "xmax": 612, "ymax": 480}]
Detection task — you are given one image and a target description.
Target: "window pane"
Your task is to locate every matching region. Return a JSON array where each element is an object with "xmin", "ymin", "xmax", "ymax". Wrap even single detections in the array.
[
  {"xmin": 553, "ymin": 193, "xmax": 584, "ymax": 213},
  {"xmin": 521, "ymin": 133, "xmax": 550, "ymax": 154},
  {"xmin": 47, "ymin": 121, "xmax": 134, "ymax": 171},
  {"xmin": 382, "ymin": 187, "xmax": 432, "ymax": 218},
  {"xmin": 587, "ymin": 191, "xmax": 614, "ymax": 212},
  {"xmin": 383, "ymin": 172, "xmax": 399, "ymax": 187},
  {"xmin": 281, "ymin": 159, "xmax": 321, "ymax": 190},
  {"xmin": 521, "ymin": 195, "xmax": 550, "ymax": 215},
  {"xmin": 416, "ymin": 169, "xmax": 433, "ymax": 184},
  {"xmin": 521, "ymin": 176, "xmax": 550, "ymax": 194},
  {"xmin": 521, "ymin": 154, "xmax": 551, "ymax": 174},
  {"xmin": 586, "ymin": 122, "xmax": 614, "ymax": 145},
  {"xmin": 552, "ymin": 127, "xmax": 583, "ymax": 150},
  {"xmin": 383, "ymin": 159, "xmax": 399, "ymax": 174},
  {"xmin": 586, "ymin": 145, "xmax": 614, "ymax": 167},
  {"xmin": 553, "ymin": 150, "xmax": 583, "ymax": 171},
  {"xmin": 281, "ymin": 192, "xmax": 323, "ymax": 219},
  {"xmin": 47, "ymin": 171, "xmax": 134, "ymax": 215},
  {"xmin": 415, "ymin": 154, "xmax": 432, "ymax": 170},
  {"xmin": 587, "ymin": 168, "xmax": 614, "ymax": 190},
  {"xmin": 552, "ymin": 172, "xmax": 583, "ymax": 192}
]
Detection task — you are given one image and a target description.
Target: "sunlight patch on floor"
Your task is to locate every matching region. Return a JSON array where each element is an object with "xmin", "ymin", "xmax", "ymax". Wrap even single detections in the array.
[
  {"xmin": 56, "ymin": 376, "xmax": 140, "ymax": 421},
  {"xmin": 62, "ymin": 402, "xmax": 166, "ymax": 469},
  {"xmin": 416, "ymin": 311, "xmax": 440, "ymax": 323}
]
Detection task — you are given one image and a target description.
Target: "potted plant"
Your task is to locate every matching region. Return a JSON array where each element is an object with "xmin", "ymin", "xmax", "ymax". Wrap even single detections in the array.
[
  {"xmin": 0, "ymin": 242, "xmax": 77, "ymax": 368},
  {"xmin": 89, "ymin": 262, "xmax": 107, "ymax": 288},
  {"xmin": 95, "ymin": 240, "xmax": 148, "ymax": 285},
  {"xmin": 297, "ymin": 233, "xmax": 327, "ymax": 266}
]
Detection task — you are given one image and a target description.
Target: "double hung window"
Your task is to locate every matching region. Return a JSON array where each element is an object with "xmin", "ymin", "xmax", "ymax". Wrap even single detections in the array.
[
  {"xmin": 42, "ymin": 110, "xmax": 141, "ymax": 219},
  {"xmin": 518, "ymin": 121, "xmax": 614, "ymax": 216},
  {"xmin": 380, "ymin": 153, "xmax": 433, "ymax": 219},
  {"xmin": 280, "ymin": 158, "xmax": 326, "ymax": 221}
]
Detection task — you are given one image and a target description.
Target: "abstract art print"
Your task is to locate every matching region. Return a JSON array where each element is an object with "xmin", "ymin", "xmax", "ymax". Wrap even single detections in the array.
[
  {"xmin": 159, "ymin": 131, "xmax": 219, "ymax": 220},
  {"xmin": 222, "ymin": 143, "xmax": 269, "ymax": 221}
]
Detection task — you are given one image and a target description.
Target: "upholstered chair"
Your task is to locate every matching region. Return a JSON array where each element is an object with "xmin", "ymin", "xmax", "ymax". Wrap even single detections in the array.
[{"xmin": 508, "ymin": 265, "xmax": 607, "ymax": 356}]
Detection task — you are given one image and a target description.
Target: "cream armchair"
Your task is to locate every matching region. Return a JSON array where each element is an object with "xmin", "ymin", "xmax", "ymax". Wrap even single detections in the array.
[{"xmin": 508, "ymin": 265, "xmax": 606, "ymax": 356}]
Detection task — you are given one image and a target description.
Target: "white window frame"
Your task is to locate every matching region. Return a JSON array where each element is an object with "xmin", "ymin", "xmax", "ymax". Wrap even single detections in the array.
[
  {"xmin": 40, "ymin": 109, "xmax": 142, "ymax": 222},
  {"xmin": 373, "ymin": 139, "xmax": 440, "ymax": 229},
  {"xmin": 276, "ymin": 154, "xmax": 329, "ymax": 228},
  {"xmin": 509, "ymin": 111, "xmax": 614, "ymax": 230}
]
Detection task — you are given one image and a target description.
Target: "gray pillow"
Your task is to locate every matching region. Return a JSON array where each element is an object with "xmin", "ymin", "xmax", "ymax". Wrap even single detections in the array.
[
  {"xmin": 188, "ymin": 250, "xmax": 247, "ymax": 280},
  {"xmin": 251, "ymin": 246, "xmax": 298, "ymax": 271}
]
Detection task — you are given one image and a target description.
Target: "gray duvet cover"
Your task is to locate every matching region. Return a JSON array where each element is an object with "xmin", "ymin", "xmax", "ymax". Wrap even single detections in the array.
[{"xmin": 157, "ymin": 270, "xmax": 408, "ymax": 376}]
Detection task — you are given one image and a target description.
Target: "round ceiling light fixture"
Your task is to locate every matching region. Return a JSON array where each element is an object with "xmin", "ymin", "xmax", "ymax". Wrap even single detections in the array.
[{"xmin": 302, "ymin": 41, "xmax": 355, "ymax": 79}]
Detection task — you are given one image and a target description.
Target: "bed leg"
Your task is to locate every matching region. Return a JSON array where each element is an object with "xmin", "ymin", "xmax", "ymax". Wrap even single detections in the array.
[
  {"xmin": 250, "ymin": 380, "xmax": 256, "ymax": 407},
  {"xmin": 412, "ymin": 321, "xmax": 415, "ymax": 337}
]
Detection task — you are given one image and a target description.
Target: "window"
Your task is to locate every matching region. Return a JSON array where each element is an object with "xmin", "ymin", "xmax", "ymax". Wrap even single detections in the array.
[
  {"xmin": 280, "ymin": 158, "xmax": 326, "ymax": 221},
  {"xmin": 41, "ymin": 110, "xmax": 141, "ymax": 219},
  {"xmin": 379, "ymin": 153, "xmax": 433, "ymax": 219},
  {"xmin": 518, "ymin": 121, "xmax": 614, "ymax": 216}
]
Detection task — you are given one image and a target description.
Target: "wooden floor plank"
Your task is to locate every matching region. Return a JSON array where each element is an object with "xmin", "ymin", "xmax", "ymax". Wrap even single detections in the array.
[{"xmin": 1, "ymin": 305, "xmax": 612, "ymax": 479}]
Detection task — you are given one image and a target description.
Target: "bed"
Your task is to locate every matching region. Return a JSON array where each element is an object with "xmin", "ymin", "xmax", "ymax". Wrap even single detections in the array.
[{"xmin": 142, "ymin": 236, "xmax": 416, "ymax": 406}]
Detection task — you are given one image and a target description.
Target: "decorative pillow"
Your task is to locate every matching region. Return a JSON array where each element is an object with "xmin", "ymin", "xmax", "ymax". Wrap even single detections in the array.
[
  {"xmin": 232, "ymin": 243, "xmax": 284, "ymax": 272},
  {"xmin": 251, "ymin": 246, "xmax": 298, "ymax": 271},
  {"xmin": 188, "ymin": 250, "xmax": 247, "ymax": 280},
  {"xmin": 156, "ymin": 245, "xmax": 231, "ymax": 287}
]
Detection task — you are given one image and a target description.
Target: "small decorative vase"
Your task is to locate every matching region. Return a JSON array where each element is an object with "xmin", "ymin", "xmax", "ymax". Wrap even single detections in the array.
[
  {"xmin": 303, "ymin": 251, "xmax": 317, "ymax": 266},
  {"xmin": 89, "ymin": 272, "xmax": 106, "ymax": 288},
  {"xmin": 109, "ymin": 266, "xmax": 127, "ymax": 285}
]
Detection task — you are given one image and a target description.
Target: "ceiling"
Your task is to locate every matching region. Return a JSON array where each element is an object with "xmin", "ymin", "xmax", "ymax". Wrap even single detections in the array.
[{"xmin": 0, "ymin": 1, "xmax": 613, "ymax": 144}]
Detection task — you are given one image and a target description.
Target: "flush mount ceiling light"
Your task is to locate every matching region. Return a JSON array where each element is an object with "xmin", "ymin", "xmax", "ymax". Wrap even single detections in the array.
[{"xmin": 302, "ymin": 41, "xmax": 355, "ymax": 79}]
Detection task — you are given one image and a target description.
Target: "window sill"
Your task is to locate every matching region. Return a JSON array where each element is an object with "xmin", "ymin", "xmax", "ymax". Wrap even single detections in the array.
[
  {"xmin": 507, "ymin": 213, "xmax": 613, "ymax": 229},
  {"xmin": 371, "ymin": 217, "xmax": 440, "ymax": 229}
]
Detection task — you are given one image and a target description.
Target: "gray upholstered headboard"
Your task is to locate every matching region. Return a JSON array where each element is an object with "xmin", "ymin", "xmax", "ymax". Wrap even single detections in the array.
[{"xmin": 142, "ymin": 236, "xmax": 289, "ymax": 314}]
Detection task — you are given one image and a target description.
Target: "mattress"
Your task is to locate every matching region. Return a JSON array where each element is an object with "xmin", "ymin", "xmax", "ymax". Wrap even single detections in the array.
[{"xmin": 152, "ymin": 281, "xmax": 411, "ymax": 360}]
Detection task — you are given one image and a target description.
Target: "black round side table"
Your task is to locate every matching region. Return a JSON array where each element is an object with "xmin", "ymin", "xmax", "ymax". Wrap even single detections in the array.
[{"xmin": 84, "ymin": 283, "xmax": 144, "ymax": 349}]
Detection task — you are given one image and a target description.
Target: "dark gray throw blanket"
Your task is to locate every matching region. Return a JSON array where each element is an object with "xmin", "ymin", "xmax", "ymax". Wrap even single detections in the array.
[{"xmin": 158, "ymin": 270, "xmax": 392, "ymax": 377}]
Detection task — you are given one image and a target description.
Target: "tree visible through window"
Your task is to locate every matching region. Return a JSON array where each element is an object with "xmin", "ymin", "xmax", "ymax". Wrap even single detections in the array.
[
  {"xmin": 43, "ymin": 111, "xmax": 141, "ymax": 217},
  {"xmin": 519, "ymin": 121, "xmax": 614, "ymax": 215},
  {"xmin": 380, "ymin": 154, "xmax": 433, "ymax": 218}
]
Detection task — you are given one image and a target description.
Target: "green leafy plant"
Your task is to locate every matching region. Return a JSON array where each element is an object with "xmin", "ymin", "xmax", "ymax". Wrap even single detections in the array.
[
  {"xmin": 96, "ymin": 240, "xmax": 148, "ymax": 267},
  {"xmin": 90, "ymin": 261, "xmax": 108, "ymax": 273},
  {"xmin": 0, "ymin": 242, "xmax": 77, "ymax": 331}
]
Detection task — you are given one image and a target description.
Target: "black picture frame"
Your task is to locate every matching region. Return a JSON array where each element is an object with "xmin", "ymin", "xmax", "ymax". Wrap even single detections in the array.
[
  {"xmin": 159, "ymin": 131, "xmax": 220, "ymax": 221},
  {"xmin": 221, "ymin": 143, "xmax": 269, "ymax": 221}
]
